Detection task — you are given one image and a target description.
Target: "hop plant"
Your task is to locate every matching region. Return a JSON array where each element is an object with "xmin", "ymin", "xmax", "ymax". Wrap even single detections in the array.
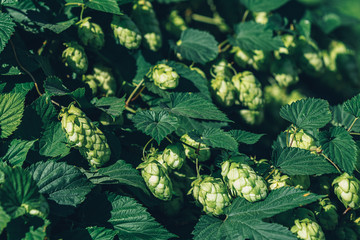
[
  {"xmin": 62, "ymin": 42, "xmax": 88, "ymax": 74},
  {"xmin": 210, "ymin": 76, "xmax": 236, "ymax": 107},
  {"xmin": 92, "ymin": 64, "xmax": 117, "ymax": 96},
  {"xmin": 268, "ymin": 169, "xmax": 291, "ymax": 190},
  {"xmin": 333, "ymin": 225, "xmax": 358, "ymax": 240},
  {"xmin": 232, "ymin": 71, "xmax": 264, "ymax": 110},
  {"xmin": 180, "ymin": 134, "xmax": 211, "ymax": 162},
  {"xmin": 270, "ymin": 57, "xmax": 299, "ymax": 87},
  {"xmin": 77, "ymin": 18, "xmax": 105, "ymax": 50},
  {"xmin": 111, "ymin": 14, "xmax": 142, "ymax": 50},
  {"xmin": 150, "ymin": 63, "xmax": 180, "ymax": 90},
  {"xmin": 59, "ymin": 103, "xmax": 111, "ymax": 167},
  {"xmin": 137, "ymin": 156, "xmax": 173, "ymax": 201},
  {"xmin": 232, "ymin": 47, "xmax": 268, "ymax": 71},
  {"xmin": 290, "ymin": 208, "xmax": 326, "ymax": 240},
  {"xmin": 165, "ymin": 10, "xmax": 187, "ymax": 37},
  {"xmin": 332, "ymin": 173, "xmax": 360, "ymax": 209},
  {"xmin": 274, "ymin": 34, "xmax": 297, "ymax": 59},
  {"xmin": 311, "ymin": 198, "xmax": 338, "ymax": 231},
  {"xmin": 162, "ymin": 142, "xmax": 186, "ymax": 170},
  {"xmin": 212, "ymin": 59, "xmax": 234, "ymax": 80},
  {"xmin": 188, "ymin": 176, "xmax": 231, "ymax": 216},
  {"xmin": 310, "ymin": 175, "xmax": 333, "ymax": 195},
  {"xmin": 221, "ymin": 159, "xmax": 268, "ymax": 202},
  {"xmin": 238, "ymin": 109, "xmax": 264, "ymax": 125},
  {"xmin": 99, "ymin": 112, "xmax": 124, "ymax": 127},
  {"xmin": 82, "ymin": 74, "xmax": 98, "ymax": 95},
  {"xmin": 132, "ymin": 0, "xmax": 162, "ymax": 51},
  {"xmin": 287, "ymin": 127, "xmax": 316, "ymax": 151}
]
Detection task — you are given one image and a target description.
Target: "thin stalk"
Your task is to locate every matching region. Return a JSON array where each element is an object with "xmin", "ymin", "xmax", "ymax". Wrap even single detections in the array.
[
  {"xmin": 348, "ymin": 117, "xmax": 358, "ymax": 132},
  {"xmin": 196, "ymin": 158, "xmax": 200, "ymax": 178},
  {"xmin": 126, "ymin": 79, "xmax": 144, "ymax": 106},
  {"xmin": 192, "ymin": 14, "xmax": 218, "ymax": 25},
  {"xmin": 264, "ymin": 168, "xmax": 275, "ymax": 180},
  {"xmin": 242, "ymin": 10, "xmax": 249, "ymax": 23},
  {"xmin": 350, "ymin": 132, "xmax": 360, "ymax": 135},
  {"xmin": 125, "ymin": 106, "xmax": 136, "ymax": 113},
  {"xmin": 165, "ymin": 136, "xmax": 173, "ymax": 144},
  {"xmin": 142, "ymin": 138, "xmax": 154, "ymax": 160},
  {"xmin": 130, "ymin": 86, "xmax": 146, "ymax": 102},
  {"xmin": 80, "ymin": 4, "xmax": 85, "ymax": 21},
  {"xmin": 321, "ymin": 153, "xmax": 341, "ymax": 173}
]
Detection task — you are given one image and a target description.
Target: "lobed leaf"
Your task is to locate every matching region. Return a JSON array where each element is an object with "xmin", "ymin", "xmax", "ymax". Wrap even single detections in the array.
[
  {"xmin": 0, "ymin": 93, "xmax": 25, "ymax": 138},
  {"xmin": 0, "ymin": 205, "xmax": 10, "ymax": 234},
  {"xmin": 85, "ymin": 0, "xmax": 121, "ymax": 15},
  {"xmin": 240, "ymin": 0, "xmax": 290, "ymax": 12},
  {"xmin": 229, "ymin": 129, "xmax": 265, "ymax": 145},
  {"xmin": 92, "ymin": 96, "xmax": 126, "ymax": 118},
  {"xmin": 0, "ymin": 13, "xmax": 15, "ymax": 54},
  {"xmin": 44, "ymin": 76, "xmax": 71, "ymax": 96},
  {"xmin": 86, "ymin": 226, "xmax": 118, "ymax": 240},
  {"xmin": 343, "ymin": 93, "xmax": 360, "ymax": 118},
  {"xmin": 39, "ymin": 122, "xmax": 70, "ymax": 158},
  {"xmin": 279, "ymin": 98, "xmax": 332, "ymax": 130},
  {"xmin": 1, "ymin": 139, "xmax": 36, "ymax": 166},
  {"xmin": 331, "ymin": 104, "xmax": 360, "ymax": 132}
]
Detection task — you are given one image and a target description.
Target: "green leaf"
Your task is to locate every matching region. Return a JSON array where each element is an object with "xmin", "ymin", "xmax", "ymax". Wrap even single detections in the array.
[
  {"xmin": 189, "ymin": 128, "xmax": 238, "ymax": 152},
  {"xmin": 44, "ymin": 76, "xmax": 71, "ymax": 96},
  {"xmin": 192, "ymin": 216, "xmax": 223, "ymax": 240},
  {"xmin": 39, "ymin": 122, "xmax": 70, "ymax": 158},
  {"xmin": 273, "ymin": 147, "xmax": 338, "ymax": 175},
  {"xmin": 331, "ymin": 104, "xmax": 360, "ymax": 132},
  {"xmin": 10, "ymin": 82, "xmax": 34, "ymax": 97},
  {"xmin": 108, "ymin": 194, "xmax": 177, "ymax": 240},
  {"xmin": 229, "ymin": 129, "xmax": 265, "ymax": 144},
  {"xmin": 0, "ymin": 205, "xmax": 11, "ymax": 234},
  {"xmin": 132, "ymin": 50, "xmax": 152, "ymax": 85},
  {"xmin": 230, "ymin": 21, "xmax": 284, "ymax": 51},
  {"xmin": 175, "ymin": 28, "xmax": 218, "ymax": 65},
  {"xmin": 27, "ymin": 161, "xmax": 94, "ymax": 206},
  {"xmin": 0, "ymin": 165, "xmax": 49, "ymax": 218},
  {"xmin": 92, "ymin": 96, "xmax": 125, "ymax": 118},
  {"xmin": 0, "ymin": 93, "xmax": 25, "ymax": 138},
  {"xmin": 86, "ymin": 226, "xmax": 118, "ymax": 240},
  {"xmin": 85, "ymin": 0, "xmax": 121, "ymax": 15},
  {"xmin": 239, "ymin": 0, "xmax": 290, "ymax": 12},
  {"xmin": 279, "ymin": 98, "xmax": 332, "ymax": 130},
  {"xmin": 1, "ymin": 139, "xmax": 36, "ymax": 166},
  {"xmin": 96, "ymin": 160, "xmax": 149, "ymax": 194},
  {"xmin": 166, "ymin": 61, "xmax": 211, "ymax": 100},
  {"xmin": 0, "ymin": 13, "xmax": 15, "ymax": 54},
  {"xmin": 319, "ymin": 127, "xmax": 357, "ymax": 174},
  {"xmin": 343, "ymin": 93, "xmax": 360, "ymax": 118},
  {"xmin": 162, "ymin": 92, "xmax": 231, "ymax": 122},
  {"xmin": 31, "ymin": 95, "xmax": 58, "ymax": 126},
  {"xmin": 132, "ymin": 110, "xmax": 179, "ymax": 144},
  {"xmin": 1, "ymin": 0, "xmax": 19, "ymax": 4},
  {"xmin": 6, "ymin": 216, "xmax": 49, "ymax": 240}
]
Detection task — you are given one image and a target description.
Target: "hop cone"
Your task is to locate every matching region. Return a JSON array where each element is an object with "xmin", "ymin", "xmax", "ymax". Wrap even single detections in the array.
[
  {"xmin": 189, "ymin": 176, "xmax": 231, "ymax": 216},
  {"xmin": 151, "ymin": 64, "xmax": 179, "ymax": 90},
  {"xmin": 232, "ymin": 47, "xmax": 267, "ymax": 71},
  {"xmin": 111, "ymin": 14, "xmax": 142, "ymax": 50},
  {"xmin": 332, "ymin": 173, "xmax": 360, "ymax": 209},
  {"xmin": 82, "ymin": 74, "xmax": 98, "ymax": 95},
  {"xmin": 238, "ymin": 109, "xmax": 264, "ymax": 125},
  {"xmin": 287, "ymin": 128, "xmax": 316, "ymax": 150},
  {"xmin": 290, "ymin": 208, "xmax": 325, "ymax": 240},
  {"xmin": 165, "ymin": 10, "xmax": 187, "ymax": 37},
  {"xmin": 210, "ymin": 76, "xmax": 236, "ymax": 107},
  {"xmin": 212, "ymin": 59, "xmax": 234, "ymax": 80},
  {"xmin": 221, "ymin": 159, "xmax": 268, "ymax": 202},
  {"xmin": 268, "ymin": 169, "xmax": 291, "ymax": 190},
  {"xmin": 180, "ymin": 134, "xmax": 210, "ymax": 162},
  {"xmin": 77, "ymin": 18, "xmax": 104, "ymax": 50},
  {"xmin": 162, "ymin": 142, "xmax": 186, "ymax": 170},
  {"xmin": 62, "ymin": 42, "xmax": 88, "ymax": 74},
  {"xmin": 59, "ymin": 103, "xmax": 111, "ymax": 167},
  {"xmin": 270, "ymin": 57, "xmax": 299, "ymax": 87},
  {"xmin": 137, "ymin": 157, "xmax": 173, "ymax": 201},
  {"xmin": 311, "ymin": 198, "xmax": 338, "ymax": 231},
  {"xmin": 132, "ymin": 0, "xmax": 162, "ymax": 51},
  {"xmin": 232, "ymin": 71, "xmax": 264, "ymax": 110},
  {"xmin": 274, "ymin": 34, "xmax": 296, "ymax": 59},
  {"xmin": 92, "ymin": 64, "xmax": 117, "ymax": 96}
]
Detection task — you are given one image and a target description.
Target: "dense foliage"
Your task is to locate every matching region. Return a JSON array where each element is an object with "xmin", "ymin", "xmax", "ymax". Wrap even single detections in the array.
[{"xmin": 0, "ymin": 0, "xmax": 360, "ymax": 239}]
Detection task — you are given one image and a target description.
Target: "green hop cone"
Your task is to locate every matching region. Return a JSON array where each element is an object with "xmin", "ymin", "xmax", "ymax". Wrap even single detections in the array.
[
  {"xmin": 212, "ymin": 59, "xmax": 234, "ymax": 80},
  {"xmin": 290, "ymin": 208, "xmax": 325, "ymax": 240},
  {"xmin": 82, "ymin": 74, "xmax": 98, "ymax": 95},
  {"xmin": 62, "ymin": 42, "xmax": 88, "ymax": 74},
  {"xmin": 59, "ymin": 103, "xmax": 111, "ymax": 167},
  {"xmin": 137, "ymin": 158, "xmax": 173, "ymax": 201},
  {"xmin": 111, "ymin": 14, "xmax": 142, "ymax": 50},
  {"xmin": 253, "ymin": 12, "xmax": 268, "ymax": 25},
  {"xmin": 274, "ymin": 34, "xmax": 297, "ymax": 59},
  {"xmin": 165, "ymin": 10, "xmax": 187, "ymax": 37},
  {"xmin": 232, "ymin": 47, "xmax": 268, "ymax": 71},
  {"xmin": 180, "ymin": 134, "xmax": 211, "ymax": 162},
  {"xmin": 268, "ymin": 169, "xmax": 291, "ymax": 190},
  {"xmin": 188, "ymin": 176, "xmax": 231, "ymax": 216},
  {"xmin": 150, "ymin": 64, "xmax": 179, "ymax": 90},
  {"xmin": 238, "ymin": 108, "xmax": 264, "ymax": 125},
  {"xmin": 92, "ymin": 64, "xmax": 117, "ymax": 96},
  {"xmin": 210, "ymin": 76, "xmax": 236, "ymax": 107},
  {"xmin": 132, "ymin": 0, "xmax": 162, "ymax": 51},
  {"xmin": 77, "ymin": 18, "xmax": 105, "ymax": 50},
  {"xmin": 232, "ymin": 71, "xmax": 264, "ymax": 110},
  {"xmin": 221, "ymin": 159, "xmax": 268, "ymax": 202},
  {"xmin": 332, "ymin": 173, "xmax": 360, "ymax": 210},
  {"xmin": 287, "ymin": 127, "xmax": 316, "ymax": 150},
  {"xmin": 270, "ymin": 57, "xmax": 299, "ymax": 87},
  {"xmin": 311, "ymin": 198, "xmax": 338, "ymax": 231},
  {"xmin": 162, "ymin": 142, "xmax": 186, "ymax": 170}
]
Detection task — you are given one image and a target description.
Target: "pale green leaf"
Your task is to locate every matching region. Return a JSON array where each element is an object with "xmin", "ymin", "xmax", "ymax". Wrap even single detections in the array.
[
  {"xmin": 44, "ymin": 76, "xmax": 70, "ymax": 96},
  {"xmin": 108, "ymin": 194, "xmax": 177, "ymax": 240},
  {"xmin": 189, "ymin": 128, "xmax": 238, "ymax": 152},
  {"xmin": 132, "ymin": 110, "xmax": 179, "ymax": 144},
  {"xmin": 229, "ymin": 129, "xmax": 265, "ymax": 144},
  {"xmin": 175, "ymin": 28, "xmax": 218, "ymax": 64},
  {"xmin": 86, "ymin": 0, "xmax": 121, "ymax": 15},
  {"xmin": 92, "ymin": 97, "xmax": 125, "ymax": 118},
  {"xmin": 0, "ymin": 205, "xmax": 10, "ymax": 234},
  {"xmin": 343, "ymin": 93, "xmax": 360, "ymax": 118},
  {"xmin": 27, "ymin": 161, "xmax": 94, "ymax": 206},
  {"xmin": 319, "ymin": 127, "xmax": 357, "ymax": 174},
  {"xmin": 273, "ymin": 147, "xmax": 338, "ymax": 175},
  {"xmin": 240, "ymin": 0, "xmax": 290, "ymax": 12},
  {"xmin": 279, "ymin": 98, "xmax": 332, "ymax": 130},
  {"xmin": 1, "ymin": 139, "xmax": 36, "ymax": 166},
  {"xmin": 87, "ymin": 226, "xmax": 118, "ymax": 240},
  {"xmin": 0, "ymin": 93, "xmax": 25, "ymax": 138},
  {"xmin": 230, "ymin": 21, "xmax": 284, "ymax": 51},
  {"xmin": 0, "ymin": 13, "xmax": 15, "ymax": 53},
  {"xmin": 39, "ymin": 122, "xmax": 70, "ymax": 158},
  {"xmin": 162, "ymin": 92, "xmax": 231, "ymax": 122}
]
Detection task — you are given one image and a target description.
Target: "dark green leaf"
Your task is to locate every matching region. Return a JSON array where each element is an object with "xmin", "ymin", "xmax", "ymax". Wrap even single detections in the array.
[
  {"xmin": 189, "ymin": 128, "xmax": 238, "ymax": 152},
  {"xmin": 273, "ymin": 147, "xmax": 338, "ymax": 175},
  {"xmin": 132, "ymin": 50, "xmax": 152, "ymax": 85},
  {"xmin": 44, "ymin": 76, "xmax": 71, "ymax": 96},
  {"xmin": 10, "ymin": 82, "xmax": 34, "ymax": 97},
  {"xmin": 28, "ymin": 161, "xmax": 94, "ymax": 206},
  {"xmin": 279, "ymin": 98, "xmax": 332, "ymax": 130},
  {"xmin": 86, "ymin": 226, "xmax": 118, "ymax": 240},
  {"xmin": 343, "ymin": 93, "xmax": 360, "ymax": 118},
  {"xmin": 1, "ymin": 139, "xmax": 36, "ymax": 166},
  {"xmin": 0, "ymin": 13, "xmax": 15, "ymax": 54},
  {"xmin": 92, "ymin": 97, "xmax": 126, "ymax": 118},
  {"xmin": 230, "ymin": 21, "xmax": 284, "ymax": 51},
  {"xmin": 0, "ymin": 93, "xmax": 25, "ymax": 138},
  {"xmin": 162, "ymin": 92, "xmax": 231, "ymax": 122},
  {"xmin": 331, "ymin": 104, "xmax": 360, "ymax": 132},
  {"xmin": 108, "ymin": 194, "xmax": 177, "ymax": 240},
  {"xmin": 132, "ymin": 110, "xmax": 178, "ymax": 144},
  {"xmin": 85, "ymin": 0, "xmax": 121, "ymax": 15},
  {"xmin": 319, "ymin": 127, "xmax": 357, "ymax": 174},
  {"xmin": 39, "ymin": 122, "xmax": 70, "ymax": 158},
  {"xmin": 229, "ymin": 129, "xmax": 265, "ymax": 144},
  {"xmin": 0, "ymin": 205, "xmax": 10, "ymax": 234},
  {"xmin": 30, "ymin": 95, "xmax": 58, "ymax": 126},
  {"xmin": 175, "ymin": 28, "xmax": 218, "ymax": 64},
  {"xmin": 240, "ymin": 0, "xmax": 290, "ymax": 12},
  {"xmin": 6, "ymin": 217, "xmax": 49, "ymax": 240},
  {"xmin": 192, "ymin": 215, "xmax": 223, "ymax": 240}
]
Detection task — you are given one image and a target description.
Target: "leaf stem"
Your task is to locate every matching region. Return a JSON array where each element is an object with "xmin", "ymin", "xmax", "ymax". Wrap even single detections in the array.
[
  {"xmin": 130, "ymin": 86, "xmax": 146, "ymax": 102},
  {"xmin": 350, "ymin": 132, "xmax": 360, "ymax": 135},
  {"xmin": 126, "ymin": 79, "xmax": 144, "ymax": 107},
  {"xmin": 242, "ymin": 10, "xmax": 249, "ymax": 23},
  {"xmin": 321, "ymin": 153, "xmax": 341, "ymax": 173},
  {"xmin": 264, "ymin": 168, "xmax": 275, "ymax": 180},
  {"xmin": 143, "ymin": 138, "xmax": 154, "ymax": 160},
  {"xmin": 125, "ymin": 106, "xmax": 136, "ymax": 113},
  {"xmin": 80, "ymin": 4, "xmax": 86, "ymax": 21},
  {"xmin": 348, "ymin": 117, "xmax": 358, "ymax": 132},
  {"xmin": 192, "ymin": 14, "xmax": 219, "ymax": 25},
  {"xmin": 195, "ymin": 157, "xmax": 200, "ymax": 178},
  {"xmin": 165, "ymin": 136, "xmax": 173, "ymax": 144}
]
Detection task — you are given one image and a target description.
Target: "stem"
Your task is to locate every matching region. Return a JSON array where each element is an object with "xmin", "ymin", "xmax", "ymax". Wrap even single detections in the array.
[
  {"xmin": 142, "ymin": 138, "xmax": 154, "ymax": 160},
  {"xmin": 192, "ymin": 14, "xmax": 218, "ymax": 25},
  {"xmin": 343, "ymin": 207, "xmax": 351, "ymax": 215},
  {"xmin": 242, "ymin": 10, "xmax": 249, "ymax": 23},
  {"xmin": 165, "ymin": 136, "xmax": 173, "ymax": 144},
  {"xmin": 348, "ymin": 117, "xmax": 358, "ymax": 132},
  {"xmin": 350, "ymin": 132, "xmax": 360, "ymax": 135},
  {"xmin": 80, "ymin": 5, "xmax": 85, "ymax": 21},
  {"xmin": 126, "ymin": 79, "xmax": 144, "ymax": 107},
  {"xmin": 130, "ymin": 86, "xmax": 146, "ymax": 102},
  {"xmin": 179, "ymin": 139, "xmax": 197, "ymax": 151},
  {"xmin": 125, "ymin": 106, "xmax": 136, "ymax": 113},
  {"xmin": 195, "ymin": 158, "xmax": 200, "ymax": 178},
  {"xmin": 321, "ymin": 153, "xmax": 341, "ymax": 173},
  {"xmin": 264, "ymin": 168, "xmax": 275, "ymax": 180},
  {"xmin": 64, "ymin": 2, "xmax": 83, "ymax": 7}
]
